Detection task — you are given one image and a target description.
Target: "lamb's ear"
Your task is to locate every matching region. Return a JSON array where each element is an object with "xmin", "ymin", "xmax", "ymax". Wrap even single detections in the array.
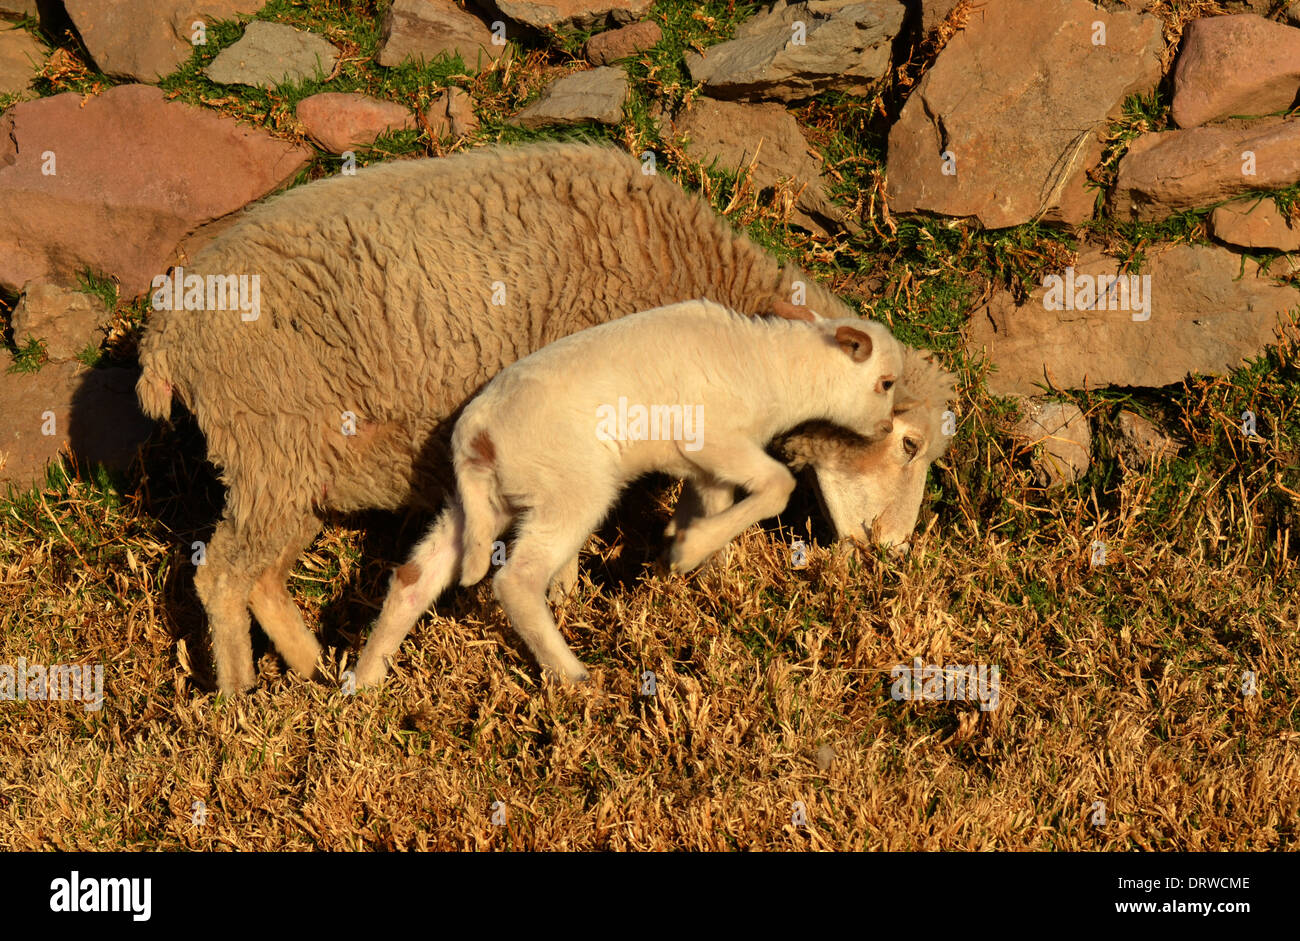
[
  {"xmin": 835, "ymin": 325, "xmax": 873, "ymax": 362},
  {"xmin": 768, "ymin": 299, "xmax": 818, "ymax": 323}
]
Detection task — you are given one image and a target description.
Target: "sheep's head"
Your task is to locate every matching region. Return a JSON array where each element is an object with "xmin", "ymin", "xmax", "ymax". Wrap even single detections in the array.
[{"xmin": 779, "ymin": 347, "xmax": 957, "ymax": 549}]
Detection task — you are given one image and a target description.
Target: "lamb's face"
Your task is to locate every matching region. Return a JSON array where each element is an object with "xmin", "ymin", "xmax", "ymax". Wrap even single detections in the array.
[
  {"xmin": 809, "ymin": 404, "xmax": 938, "ymax": 549},
  {"xmin": 832, "ymin": 320, "xmax": 902, "ymax": 438}
]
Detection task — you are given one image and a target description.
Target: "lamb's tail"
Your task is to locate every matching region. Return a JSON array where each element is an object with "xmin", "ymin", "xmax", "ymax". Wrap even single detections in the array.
[{"xmin": 456, "ymin": 427, "xmax": 507, "ymax": 588}]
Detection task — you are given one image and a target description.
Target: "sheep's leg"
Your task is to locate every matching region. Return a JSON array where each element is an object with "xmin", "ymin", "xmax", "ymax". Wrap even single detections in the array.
[
  {"xmin": 494, "ymin": 506, "xmax": 606, "ymax": 684},
  {"xmin": 247, "ymin": 513, "xmax": 324, "ymax": 681},
  {"xmin": 354, "ymin": 504, "xmax": 464, "ymax": 688},
  {"xmin": 193, "ymin": 519, "xmax": 259, "ymax": 694},
  {"xmin": 668, "ymin": 442, "xmax": 796, "ymax": 575}
]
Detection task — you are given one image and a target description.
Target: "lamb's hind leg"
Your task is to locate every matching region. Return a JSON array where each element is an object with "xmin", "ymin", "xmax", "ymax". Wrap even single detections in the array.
[
  {"xmin": 494, "ymin": 502, "xmax": 609, "ymax": 684},
  {"xmin": 354, "ymin": 503, "xmax": 465, "ymax": 688},
  {"xmin": 247, "ymin": 511, "xmax": 325, "ymax": 681}
]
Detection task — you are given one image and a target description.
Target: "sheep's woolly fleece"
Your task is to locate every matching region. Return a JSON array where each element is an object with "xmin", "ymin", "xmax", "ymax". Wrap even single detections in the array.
[{"xmin": 137, "ymin": 142, "xmax": 854, "ymax": 543}]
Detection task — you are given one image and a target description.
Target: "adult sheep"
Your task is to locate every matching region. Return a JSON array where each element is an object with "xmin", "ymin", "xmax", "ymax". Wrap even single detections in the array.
[{"xmin": 137, "ymin": 142, "xmax": 956, "ymax": 694}]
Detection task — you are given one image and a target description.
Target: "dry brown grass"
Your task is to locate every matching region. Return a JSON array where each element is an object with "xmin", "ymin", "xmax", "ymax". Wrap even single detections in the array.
[{"xmin": 2, "ymin": 410, "xmax": 1296, "ymax": 850}]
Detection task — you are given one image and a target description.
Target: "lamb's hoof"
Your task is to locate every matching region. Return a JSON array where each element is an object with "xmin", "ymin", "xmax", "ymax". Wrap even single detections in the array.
[
  {"xmin": 544, "ymin": 657, "xmax": 591, "ymax": 685},
  {"xmin": 667, "ymin": 530, "xmax": 717, "ymax": 575}
]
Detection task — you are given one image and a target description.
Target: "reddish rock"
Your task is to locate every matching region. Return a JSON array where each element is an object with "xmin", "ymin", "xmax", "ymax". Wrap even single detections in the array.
[
  {"xmin": 887, "ymin": 0, "xmax": 1163, "ymax": 229},
  {"xmin": 64, "ymin": 0, "xmax": 264, "ymax": 83},
  {"xmin": 0, "ymin": 24, "xmax": 43, "ymax": 96},
  {"xmin": 376, "ymin": 0, "xmax": 505, "ymax": 70},
  {"xmin": 676, "ymin": 97, "xmax": 844, "ymax": 235},
  {"xmin": 584, "ymin": 20, "xmax": 660, "ymax": 65},
  {"xmin": 11, "ymin": 283, "xmax": 104, "ymax": 363},
  {"xmin": 966, "ymin": 244, "xmax": 1300, "ymax": 394},
  {"xmin": 424, "ymin": 87, "xmax": 478, "ymax": 138},
  {"xmin": 493, "ymin": 0, "xmax": 652, "ymax": 30},
  {"xmin": 1210, "ymin": 198, "xmax": 1300, "ymax": 252},
  {"xmin": 0, "ymin": 84, "xmax": 312, "ymax": 297},
  {"xmin": 296, "ymin": 92, "xmax": 415, "ymax": 153},
  {"xmin": 1171, "ymin": 14, "xmax": 1300, "ymax": 128},
  {"xmin": 0, "ymin": 364, "xmax": 154, "ymax": 492},
  {"xmin": 1113, "ymin": 117, "xmax": 1300, "ymax": 220}
]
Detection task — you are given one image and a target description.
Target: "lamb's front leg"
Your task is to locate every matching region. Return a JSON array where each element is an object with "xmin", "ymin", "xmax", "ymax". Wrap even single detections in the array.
[
  {"xmin": 668, "ymin": 441, "xmax": 796, "ymax": 575},
  {"xmin": 546, "ymin": 553, "xmax": 580, "ymax": 605},
  {"xmin": 354, "ymin": 504, "xmax": 464, "ymax": 688},
  {"xmin": 663, "ymin": 479, "xmax": 736, "ymax": 540}
]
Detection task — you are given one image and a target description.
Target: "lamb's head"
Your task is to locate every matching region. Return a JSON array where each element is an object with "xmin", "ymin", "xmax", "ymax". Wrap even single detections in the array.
[
  {"xmin": 823, "ymin": 318, "xmax": 902, "ymax": 440},
  {"xmin": 780, "ymin": 346, "xmax": 957, "ymax": 549}
]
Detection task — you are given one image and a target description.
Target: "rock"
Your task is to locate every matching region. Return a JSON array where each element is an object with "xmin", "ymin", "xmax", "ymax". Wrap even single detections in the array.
[
  {"xmin": 0, "ymin": 364, "xmax": 154, "ymax": 493},
  {"xmin": 511, "ymin": 66, "xmax": 627, "ymax": 128},
  {"xmin": 296, "ymin": 92, "xmax": 415, "ymax": 153},
  {"xmin": 584, "ymin": 19, "xmax": 660, "ymax": 65},
  {"xmin": 204, "ymin": 20, "xmax": 337, "ymax": 87},
  {"xmin": 1112, "ymin": 118, "xmax": 1300, "ymax": 221},
  {"xmin": 1264, "ymin": 254, "xmax": 1300, "ymax": 279},
  {"xmin": 887, "ymin": 0, "xmax": 1163, "ymax": 229},
  {"xmin": 491, "ymin": 0, "xmax": 652, "ymax": 30},
  {"xmin": 1210, "ymin": 198, "xmax": 1300, "ymax": 252},
  {"xmin": 814, "ymin": 743, "xmax": 835, "ymax": 771},
  {"xmin": 684, "ymin": 1, "xmax": 904, "ymax": 102},
  {"xmin": 916, "ymin": 0, "xmax": 960, "ymax": 33},
  {"xmin": 1012, "ymin": 400, "xmax": 1090, "ymax": 488},
  {"xmin": 10, "ymin": 283, "xmax": 104, "ymax": 363},
  {"xmin": 424, "ymin": 86, "xmax": 478, "ymax": 137},
  {"xmin": 0, "ymin": 84, "xmax": 312, "ymax": 296},
  {"xmin": 0, "ymin": 24, "xmax": 43, "ymax": 95},
  {"xmin": 0, "ymin": 1, "xmax": 35, "ymax": 18},
  {"xmin": 376, "ymin": 0, "xmax": 505, "ymax": 69},
  {"xmin": 966, "ymin": 244, "xmax": 1300, "ymax": 395},
  {"xmin": 64, "ymin": 0, "xmax": 263, "ymax": 83},
  {"xmin": 676, "ymin": 97, "xmax": 844, "ymax": 235},
  {"xmin": 1171, "ymin": 15, "xmax": 1300, "ymax": 128},
  {"xmin": 1114, "ymin": 409, "xmax": 1178, "ymax": 470}
]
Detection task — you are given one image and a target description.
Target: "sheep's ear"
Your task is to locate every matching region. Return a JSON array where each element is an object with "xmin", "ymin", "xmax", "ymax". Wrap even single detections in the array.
[
  {"xmin": 835, "ymin": 325, "xmax": 873, "ymax": 362},
  {"xmin": 768, "ymin": 299, "xmax": 817, "ymax": 323}
]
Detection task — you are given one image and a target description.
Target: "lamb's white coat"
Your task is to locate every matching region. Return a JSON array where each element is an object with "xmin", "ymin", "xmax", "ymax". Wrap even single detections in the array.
[{"xmin": 354, "ymin": 299, "xmax": 901, "ymax": 684}]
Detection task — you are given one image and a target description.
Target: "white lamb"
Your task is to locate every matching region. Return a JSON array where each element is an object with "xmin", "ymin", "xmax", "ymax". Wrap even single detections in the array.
[{"xmin": 353, "ymin": 299, "xmax": 902, "ymax": 685}]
